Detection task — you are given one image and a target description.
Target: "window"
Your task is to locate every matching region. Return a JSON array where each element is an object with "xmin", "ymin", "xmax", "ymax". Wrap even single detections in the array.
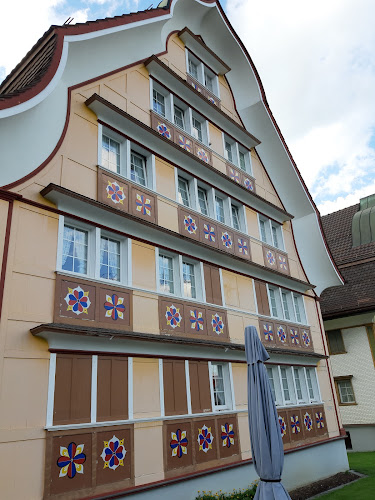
[
  {"xmin": 239, "ymin": 151, "xmax": 246, "ymax": 171},
  {"xmin": 224, "ymin": 141, "xmax": 233, "ymax": 163},
  {"xmin": 267, "ymin": 286, "xmax": 307, "ymax": 324},
  {"xmin": 182, "ymin": 261, "xmax": 196, "ymax": 299},
  {"xmin": 293, "ymin": 367, "xmax": 308, "ymax": 404},
  {"xmin": 215, "ymin": 196, "xmax": 225, "ymax": 223},
  {"xmin": 102, "ymin": 135, "xmax": 120, "ymax": 173},
  {"xmin": 159, "ymin": 254, "xmax": 175, "ymax": 294},
  {"xmin": 197, "ymin": 187, "xmax": 209, "ymax": 216},
  {"xmin": 335, "ymin": 377, "xmax": 355, "ymax": 405},
  {"xmin": 327, "ymin": 330, "xmax": 346, "ymax": 355},
  {"xmin": 100, "ymin": 237, "xmax": 120, "ymax": 281},
  {"xmin": 157, "ymin": 250, "xmax": 203, "ymax": 300},
  {"xmin": 192, "ymin": 116, "xmax": 203, "ymax": 142},
  {"xmin": 259, "ymin": 216, "xmax": 284, "ymax": 250},
  {"xmin": 279, "ymin": 367, "xmax": 292, "ymax": 404},
  {"xmin": 305, "ymin": 367, "xmax": 320, "ymax": 403},
  {"xmin": 231, "ymin": 204, "xmax": 240, "ymax": 231},
  {"xmin": 267, "ymin": 367, "xmax": 276, "ymax": 402},
  {"xmin": 62, "ymin": 225, "xmax": 88, "ymax": 275},
  {"xmin": 177, "ymin": 176, "xmax": 191, "ymax": 206},
  {"xmin": 153, "ymin": 88, "xmax": 166, "ymax": 116},
  {"xmin": 130, "ymin": 151, "xmax": 147, "ymax": 186},
  {"xmin": 210, "ymin": 362, "xmax": 232, "ymax": 411},
  {"xmin": 205, "ymin": 73, "xmax": 214, "ymax": 92},
  {"xmin": 174, "ymin": 105, "xmax": 185, "ymax": 129},
  {"xmin": 188, "ymin": 58, "xmax": 199, "ymax": 80}
]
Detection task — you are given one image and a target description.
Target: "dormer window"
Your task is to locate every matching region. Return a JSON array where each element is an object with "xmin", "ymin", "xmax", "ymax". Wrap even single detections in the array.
[
  {"xmin": 188, "ymin": 58, "xmax": 199, "ymax": 80},
  {"xmin": 187, "ymin": 51, "xmax": 219, "ymax": 97},
  {"xmin": 152, "ymin": 88, "xmax": 166, "ymax": 117}
]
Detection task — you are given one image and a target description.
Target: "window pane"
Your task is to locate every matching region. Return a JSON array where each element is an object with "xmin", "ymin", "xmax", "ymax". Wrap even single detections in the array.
[
  {"xmin": 205, "ymin": 73, "xmax": 213, "ymax": 92},
  {"xmin": 267, "ymin": 367, "xmax": 276, "ymax": 402},
  {"xmin": 225, "ymin": 141, "xmax": 233, "ymax": 163},
  {"xmin": 280, "ymin": 367, "xmax": 290, "ymax": 402},
  {"xmin": 182, "ymin": 261, "xmax": 196, "ymax": 299},
  {"xmin": 192, "ymin": 117, "xmax": 203, "ymax": 142},
  {"xmin": 212, "ymin": 364, "xmax": 226, "ymax": 407},
  {"xmin": 62, "ymin": 225, "xmax": 88, "ymax": 274},
  {"xmin": 159, "ymin": 254, "xmax": 174, "ymax": 294},
  {"xmin": 215, "ymin": 196, "xmax": 225, "ymax": 223},
  {"xmin": 197, "ymin": 187, "xmax": 208, "ymax": 215},
  {"xmin": 293, "ymin": 368, "xmax": 303, "ymax": 400},
  {"xmin": 259, "ymin": 219, "xmax": 267, "ymax": 242},
  {"xmin": 188, "ymin": 59, "xmax": 198, "ymax": 79},
  {"xmin": 269, "ymin": 288, "xmax": 278, "ymax": 317},
  {"xmin": 100, "ymin": 237, "xmax": 120, "ymax": 281},
  {"xmin": 281, "ymin": 292, "xmax": 290, "ymax": 320},
  {"xmin": 174, "ymin": 106, "xmax": 185, "ymax": 129},
  {"xmin": 338, "ymin": 380, "xmax": 355, "ymax": 403},
  {"xmin": 153, "ymin": 89, "xmax": 165, "ymax": 116},
  {"xmin": 231, "ymin": 205, "xmax": 240, "ymax": 230},
  {"xmin": 272, "ymin": 225, "xmax": 279, "ymax": 248},
  {"xmin": 305, "ymin": 369, "xmax": 315, "ymax": 400},
  {"xmin": 293, "ymin": 294, "xmax": 302, "ymax": 323},
  {"xmin": 178, "ymin": 177, "xmax": 190, "ymax": 206},
  {"xmin": 130, "ymin": 151, "xmax": 147, "ymax": 186},
  {"xmin": 239, "ymin": 151, "xmax": 246, "ymax": 171},
  {"xmin": 102, "ymin": 135, "xmax": 120, "ymax": 173}
]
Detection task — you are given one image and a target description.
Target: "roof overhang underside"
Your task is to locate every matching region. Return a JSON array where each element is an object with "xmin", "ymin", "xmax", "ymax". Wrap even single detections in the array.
[{"xmin": 0, "ymin": 0, "xmax": 343, "ymax": 294}]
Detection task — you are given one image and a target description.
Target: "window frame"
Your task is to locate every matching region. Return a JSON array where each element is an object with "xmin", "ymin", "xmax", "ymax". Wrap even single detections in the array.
[
  {"xmin": 326, "ymin": 329, "xmax": 346, "ymax": 355},
  {"xmin": 209, "ymin": 361, "xmax": 233, "ymax": 411},
  {"xmin": 186, "ymin": 50, "xmax": 219, "ymax": 97},
  {"xmin": 258, "ymin": 215, "xmax": 285, "ymax": 251},
  {"xmin": 267, "ymin": 285, "xmax": 307, "ymax": 325}
]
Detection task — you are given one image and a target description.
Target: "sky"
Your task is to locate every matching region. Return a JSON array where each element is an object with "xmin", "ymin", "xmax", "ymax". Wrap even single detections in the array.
[{"xmin": 1, "ymin": 0, "xmax": 375, "ymax": 215}]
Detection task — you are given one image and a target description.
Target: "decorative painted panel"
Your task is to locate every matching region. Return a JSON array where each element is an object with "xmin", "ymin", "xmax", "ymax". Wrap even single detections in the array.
[
  {"xmin": 225, "ymin": 163, "xmax": 256, "ymax": 194},
  {"xmin": 186, "ymin": 75, "xmax": 222, "ymax": 108},
  {"xmin": 287, "ymin": 408, "xmax": 304, "ymax": 444},
  {"xmin": 200, "ymin": 218, "xmax": 219, "ymax": 249},
  {"xmin": 45, "ymin": 425, "xmax": 134, "ymax": 499},
  {"xmin": 151, "ymin": 113, "xmax": 175, "ymax": 141},
  {"xmin": 277, "ymin": 410, "xmax": 290, "ymax": 446},
  {"xmin": 165, "ymin": 421, "xmax": 193, "ymax": 471},
  {"xmin": 234, "ymin": 235, "xmax": 251, "ymax": 260},
  {"xmin": 218, "ymin": 226, "xmax": 235, "ymax": 255},
  {"xmin": 193, "ymin": 418, "xmax": 218, "ymax": 464},
  {"xmin": 263, "ymin": 245, "xmax": 278, "ymax": 271},
  {"xmin": 98, "ymin": 168, "xmax": 158, "ymax": 225},
  {"xmin": 175, "ymin": 131, "xmax": 194, "ymax": 153},
  {"xmin": 55, "ymin": 274, "xmax": 133, "ymax": 331},
  {"xmin": 263, "ymin": 245, "xmax": 290, "ymax": 276},
  {"xmin": 278, "ymin": 405, "xmax": 328, "ymax": 451},
  {"xmin": 242, "ymin": 175, "xmax": 256, "ymax": 193},
  {"xmin": 217, "ymin": 415, "xmax": 240, "ymax": 459},
  {"xmin": 178, "ymin": 208, "xmax": 201, "ymax": 241},
  {"xmin": 259, "ymin": 318, "xmax": 314, "ymax": 352},
  {"xmin": 194, "ymin": 144, "xmax": 212, "ymax": 164},
  {"xmin": 159, "ymin": 298, "xmax": 228, "ymax": 342}
]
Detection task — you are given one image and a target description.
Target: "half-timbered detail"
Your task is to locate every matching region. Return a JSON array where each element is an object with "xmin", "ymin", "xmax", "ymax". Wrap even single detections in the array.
[{"xmin": 0, "ymin": 1, "xmax": 348, "ymax": 498}]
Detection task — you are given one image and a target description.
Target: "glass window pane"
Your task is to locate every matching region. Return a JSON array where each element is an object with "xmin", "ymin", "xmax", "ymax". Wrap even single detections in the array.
[
  {"xmin": 280, "ymin": 367, "xmax": 290, "ymax": 401},
  {"xmin": 130, "ymin": 151, "xmax": 146, "ymax": 186},
  {"xmin": 272, "ymin": 225, "xmax": 279, "ymax": 248},
  {"xmin": 239, "ymin": 151, "xmax": 246, "ymax": 171},
  {"xmin": 159, "ymin": 254, "xmax": 174, "ymax": 294},
  {"xmin": 197, "ymin": 187, "xmax": 208, "ymax": 215},
  {"xmin": 293, "ymin": 368, "xmax": 303, "ymax": 400},
  {"xmin": 215, "ymin": 196, "xmax": 225, "ymax": 223},
  {"xmin": 174, "ymin": 106, "xmax": 185, "ymax": 129},
  {"xmin": 267, "ymin": 367, "xmax": 276, "ymax": 402},
  {"xmin": 153, "ymin": 89, "xmax": 165, "ymax": 116},
  {"xmin": 178, "ymin": 177, "xmax": 190, "ymax": 206},
  {"xmin": 212, "ymin": 364, "xmax": 226, "ymax": 407},
  {"xmin": 205, "ymin": 73, "xmax": 213, "ymax": 92},
  {"xmin": 192, "ymin": 117, "xmax": 202, "ymax": 142},
  {"xmin": 282, "ymin": 292, "xmax": 290, "ymax": 320},
  {"xmin": 293, "ymin": 294, "xmax": 302, "ymax": 323},
  {"xmin": 62, "ymin": 225, "xmax": 88, "ymax": 274},
  {"xmin": 102, "ymin": 135, "xmax": 120, "ymax": 173},
  {"xmin": 259, "ymin": 219, "xmax": 267, "ymax": 242},
  {"xmin": 100, "ymin": 237, "xmax": 120, "ymax": 281},
  {"xmin": 188, "ymin": 59, "xmax": 198, "ymax": 79},
  {"xmin": 182, "ymin": 261, "xmax": 196, "ymax": 299},
  {"xmin": 225, "ymin": 141, "xmax": 233, "ymax": 163},
  {"xmin": 231, "ymin": 205, "xmax": 240, "ymax": 230},
  {"xmin": 269, "ymin": 288, "xmax": 278, "ymax": 317}
]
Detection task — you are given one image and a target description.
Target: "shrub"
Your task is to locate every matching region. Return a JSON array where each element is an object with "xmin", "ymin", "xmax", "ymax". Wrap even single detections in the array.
[{"xmin": 196, "ymin": 481, "xmax": 258, "ymax": 499}]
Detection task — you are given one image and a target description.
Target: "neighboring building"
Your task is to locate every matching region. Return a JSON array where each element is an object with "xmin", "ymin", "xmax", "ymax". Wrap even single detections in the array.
[
  {"xmin": 0, "ymin": 0, "xmax": 348, "ymax": 498},
  {"xmin": 321, "ymin": 196, "xmax": 375, "ymax": 452}
]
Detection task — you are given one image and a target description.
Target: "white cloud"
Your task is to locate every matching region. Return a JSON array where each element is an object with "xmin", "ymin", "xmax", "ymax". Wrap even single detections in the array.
[
  {"xmin": 318, "ymin": 181, "xmax": 375, "ymax": 215},
  {"xmin": 226, "ymin": 0, "xmax": 375, "ymax": 214}
]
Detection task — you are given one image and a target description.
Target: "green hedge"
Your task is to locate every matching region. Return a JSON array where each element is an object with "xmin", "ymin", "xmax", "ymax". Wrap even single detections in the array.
[{"xmin": 196, "ymin": 481, "xmax": 258, "ymax": 499}]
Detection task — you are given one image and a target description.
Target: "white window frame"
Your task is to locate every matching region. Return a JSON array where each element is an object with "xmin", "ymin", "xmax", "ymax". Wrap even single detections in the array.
[
  {"xmin": 267, "ymin": 285, "xmax": 308, "ymax": 325},
  {"xmin": 95, "ymin": 229, "xmax": 129, "ymax": 285},
  {"xmin": 175, "ymin": 170, "xmax": 196, "ymax": 209},
  {"xmin": 304, "ymin": 367, "xmax": 321, "ymax": 403},
  {"xmin": 151, "ymin": 81, "xmax": 172, "ymax": 120},
  {"xmin": 258, "ymin": 214, "xmax": 284, "ymax": 251},
  {"xmin": 186, "ymin": 50, "xmax": 219, "ymax": 97},
  {"xmin": 209, "ymin": 361, "xmax": 233, "ymax": 411},
  {"xmin": 155, "ymin": 248, "xmax": 204, "ymax": 301},
  {"xmin": 98, "ymin": 125, "xmax": 155, "ymax": 190}
]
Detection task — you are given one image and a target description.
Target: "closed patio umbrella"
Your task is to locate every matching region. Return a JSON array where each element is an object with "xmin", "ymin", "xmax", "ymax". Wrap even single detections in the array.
[{"xmin": 245, "ymin": 325, "xmax": 291, "ymax": 500}]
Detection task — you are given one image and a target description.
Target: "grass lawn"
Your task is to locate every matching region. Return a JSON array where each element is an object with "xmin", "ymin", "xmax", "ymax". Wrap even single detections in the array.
[{"xmin": 318, "ymin": 451, "xmax": 375, "ymax": 499}]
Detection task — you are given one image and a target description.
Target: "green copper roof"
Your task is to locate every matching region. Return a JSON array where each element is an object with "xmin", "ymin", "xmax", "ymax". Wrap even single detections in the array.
[{"xmin": 352, "ymin": 194, "xmax": 375, "ymax": 246}]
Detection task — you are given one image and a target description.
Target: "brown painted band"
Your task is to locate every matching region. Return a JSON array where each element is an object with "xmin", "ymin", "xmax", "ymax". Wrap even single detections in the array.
[
  {"xmin": 0, "ymin": 200, "xmax": 14, "ymax": 323},
  {"xmin": 82, "ymin": 435, "xmax": 345, "ymax": 500}
]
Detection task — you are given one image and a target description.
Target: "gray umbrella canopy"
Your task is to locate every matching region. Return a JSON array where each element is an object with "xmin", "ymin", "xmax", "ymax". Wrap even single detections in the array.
[{"xmin": 245, "ymin": 325, "xmax": 291, "ymax": 500}]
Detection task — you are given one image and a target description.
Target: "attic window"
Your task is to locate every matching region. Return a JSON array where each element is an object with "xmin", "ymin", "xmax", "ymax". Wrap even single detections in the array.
[{"xmin": 352, "ymin": 194, "xmax": 375, "ymax": 246}]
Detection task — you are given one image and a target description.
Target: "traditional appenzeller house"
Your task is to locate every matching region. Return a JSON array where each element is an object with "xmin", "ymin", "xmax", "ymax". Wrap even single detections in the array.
[{"xmin": 0, "ymin": 1, "xmax": 349, "ymax": 498}]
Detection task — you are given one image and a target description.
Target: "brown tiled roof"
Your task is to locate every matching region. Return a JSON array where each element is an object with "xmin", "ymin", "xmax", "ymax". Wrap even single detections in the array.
[{"xmin": 320, "ymin": 203, "xmax": 375, "ymax": 319}]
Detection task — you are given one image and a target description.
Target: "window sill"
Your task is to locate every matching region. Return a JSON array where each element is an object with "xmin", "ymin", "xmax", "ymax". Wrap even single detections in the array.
[{"xmin": 338, "ymin": 402, "xmax": 357, "ymax": 406}]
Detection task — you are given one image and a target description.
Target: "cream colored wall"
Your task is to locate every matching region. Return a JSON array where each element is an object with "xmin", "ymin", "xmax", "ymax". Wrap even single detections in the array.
[
  {"xmin": 134, "ymin": 421, "xmax": 164, "ymax": 485},
  {"xmin": 133, "ymin": 358, "xmax": 161, "ymax": 419}
]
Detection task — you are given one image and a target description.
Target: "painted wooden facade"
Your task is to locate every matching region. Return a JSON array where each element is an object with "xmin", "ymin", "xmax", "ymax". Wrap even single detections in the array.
[{"xmin": 0, "ymin": 1, "xmax": 348, "ymax": 498}]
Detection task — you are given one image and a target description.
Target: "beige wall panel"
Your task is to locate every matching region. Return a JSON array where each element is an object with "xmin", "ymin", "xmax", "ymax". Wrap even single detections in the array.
[
  {"xmin": 132, "ymin": 293, "xmax": 159, "ymax": 334},
  {"xmin": 316, "ymin": 362, "xmax": 340, "ymax": 435},
  {"xmin": 13, "ymin": 207, "xmax": 58, "ymax": 279},
  {"xmin": 133, "ymin": 358, "xmax": 161, "ymax": 418},
  {"xmin": 8, "ymin": 273, "xmax": 55, "ymax": 323},
  {"xmin": 0, "ymin": 358, "xmax": 48, "ymax": 428},
  {"xmin": 5, "ymin": 320, "xmax": 48, "ymax": 354},
  {"xmin": 245, "ymin": 207, "xmax": 260, "ymax": 240},
  {"xmin": 232, "ymin": 363, "xmax": 247, "ymax": 409},
  {"xmin": 237, "ymin": 412, "xmax": 251, "ymax": 460},
  {"xmin": 132, "ymin": 241, "xmax": 156, "ymax": 290},
  {"xmin": 220, "ymin": 104, "xmax": 234, "ymax": 121},
  {"xmin": 127, "ymin": 69, "xmax": 150, "ymax": 111},
  {"xmin": 265, "ymin": 191, "xmax": 281, "ymax": 208},
  {"xmin": 134, "ymin": 421, "xmax": 164, "ymax": 485},
  {"xmin": 250, "ymin": 240, "xmax": 264, "ymax": 266},
  {"xmin": 72, "ymin": 92, "xmax": 99, "ymax": 124},
  {"xmin": 288, "ymin": 258, "xmax": 301, "ymax": 281},
  {"xmin": 242, "ymin": 314, "xmax": 259, "ymax": 331},
  {"xmin": 208, "ymin": 123, "xmax": 224, "ymax": 157},
  {"xmin": 304, "ymin": 297, "xmax": 320, "ymax": 334},
  {"xmin": 254, "ymin": 184, "xmax": 266, "ymax": 199},
  {"xmin": 222, "ymin": 270, "xmax": 240, "ymax": 308},
  {"xmin": 163, "ymin": 35, "xmax": 187, "ymax": 75},
  {"xmin": 170, "ymin": 63, "xmax": 185, "ymax": 79},
  {"xmin": 61, "ymin": 158, "xmax": 97, "ymax": 199},
  {"xmin": 0, "ymin": 438, "xmax": 44, "ymax": 499},
  {"xmin": 227, "ymin": 312, "xmax": 244, "ymax": 343},
  {"xmin": 282, "ymin": 223, "xmax": 298, "ymax": 258},
  {"xmin": 101, "ymin": 83, "xmax": 127, "ymax": 112},
  {"xmin": 0, "ymin": 200, "xmax": 9, "ymax": 265},
  {"xmin": 211, "ymin": 154, "xmax": 226, "ymax": 174},
  {"xmin": 218, "ymin": 83, "xmax": 235, "ymax": 116},
  {"xmin": 76, "ymin": 83, "xmax": 100, "ymax": 100},
  {"xmin": 18, "ymin": 182, "xmax": 60, "ymax": 205},
  {"xmin": 106, "ymin": 73, "xmax": 127, "ymax": 97},
  {"xmin": 64, "ymin": 114, "xmax": 98, "ymax": 169},
  {"xmin": 155, "ymin": 158, "xmax": 176, "ymax": 200},
  {"xmin": 237, "ymin": 276, "xmax": 256, "ymax": 312},
  {"xmin": 127, "ymin": 101, "xmax": 150, "ymax": 126},
  {"xmin": 158, "ymin": 198, "xmax": 179, "ymax": 233}
]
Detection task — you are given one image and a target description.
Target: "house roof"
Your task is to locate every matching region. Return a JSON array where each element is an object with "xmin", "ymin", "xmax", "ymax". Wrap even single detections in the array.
[{"xmin": 320, "ymin": 203, "xmax": 375, "ymax": 319}]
